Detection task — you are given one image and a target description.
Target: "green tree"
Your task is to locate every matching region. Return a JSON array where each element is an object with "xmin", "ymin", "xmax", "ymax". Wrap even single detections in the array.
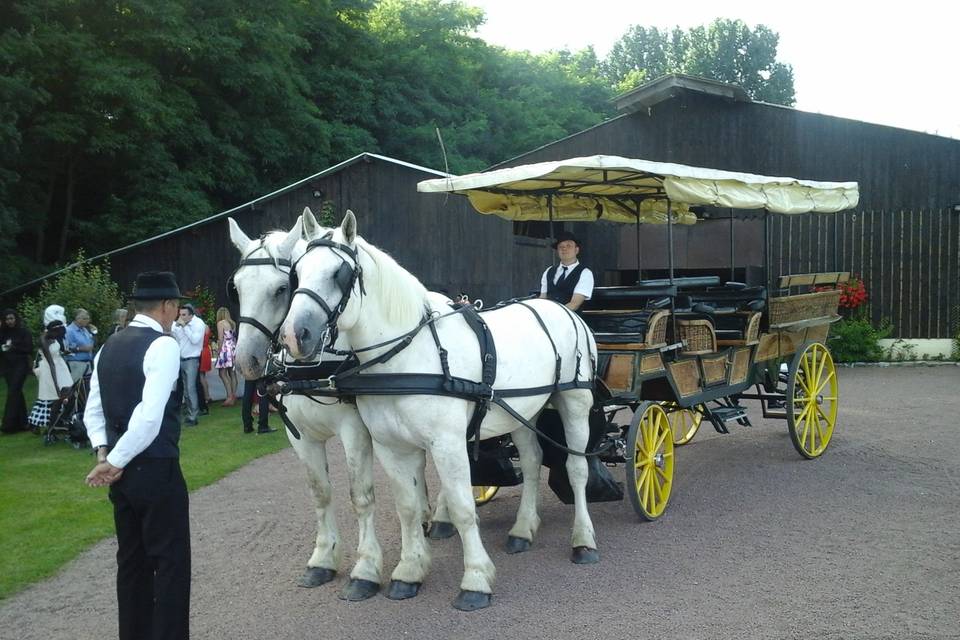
[{"xmin": 604, "ymin": 18, "xmax": 795, "ymax": 106}]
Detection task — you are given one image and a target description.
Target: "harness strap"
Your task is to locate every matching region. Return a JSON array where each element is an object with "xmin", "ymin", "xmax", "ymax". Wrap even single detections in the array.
[
  {"xmin": 238, "ymin": 316, "xmax": 277, "ymax": 342},
  {"xmin": 515, "ymin": 301, "xmax": 562, "ymax": 388}
]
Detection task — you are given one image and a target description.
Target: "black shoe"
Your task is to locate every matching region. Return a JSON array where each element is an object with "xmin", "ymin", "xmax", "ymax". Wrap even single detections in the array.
[
  {"xmin": 185, "ymin": 418, "xmax": 199, "ymax": 427},
  {"xmin": 257, "ymin": 427, "xmax": 278, "ymax": 434},
  {"xmin": 199, "ymin": 409, "xmax": 210, "ymax": 416},
  {"xmin": 243, "ymin": 426, "xmax": 254, "ymax": 434}
]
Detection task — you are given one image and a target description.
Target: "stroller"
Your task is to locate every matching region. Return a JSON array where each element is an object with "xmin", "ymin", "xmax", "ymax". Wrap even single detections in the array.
[{"xmin": 42, "ymin": 368, "xmax": 90, "ymax": 448}]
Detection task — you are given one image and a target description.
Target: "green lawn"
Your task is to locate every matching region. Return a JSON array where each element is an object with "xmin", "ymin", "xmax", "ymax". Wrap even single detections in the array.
[{"xmin": 0, "ymin": 377, "xmax": 290, "ymax": 600}]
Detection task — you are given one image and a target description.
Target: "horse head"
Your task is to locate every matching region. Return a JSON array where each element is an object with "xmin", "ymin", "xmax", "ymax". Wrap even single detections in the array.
[
  {"xmin": 227, "ymin": 213, "xmax": 305, "ymax": 379},
  {"xmin": 281, "ymin": 210, "xmax": 361, "ymax": 360}
]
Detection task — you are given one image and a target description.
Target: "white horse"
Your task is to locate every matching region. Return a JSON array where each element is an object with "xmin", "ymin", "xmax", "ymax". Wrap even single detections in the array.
[
  {"xmin": 227, "ymin": 214, "xmax": 393, "ymax": 601},
  {"xmin": 280, "ymin": 210, "xmax": 600, "ymax": 611}
]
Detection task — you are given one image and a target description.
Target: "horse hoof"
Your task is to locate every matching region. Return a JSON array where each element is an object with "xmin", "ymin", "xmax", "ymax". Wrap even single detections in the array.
[
  {"xmin": 453, "ymin": 590, "xmax": 492, "ymax": 611},
  {"xmin": 385, "ymin": 580, "xmax": 421, "ymax": 600},
  {"xmin": 571, "ymin": 546, "xmax": 600, "ymax": 564},
  {"xmin": 339, "ymin": 578, "xmax": 380, "ymax": 601},
  {"xmin": 428, "ymin": 521, "xmax": 456, "ymax": 540},
  {"xmin": 298, "ymin": 566, "xmax": 336, "ymax": 587},
  {"xmin": 505, "ymin": 536, "xmax": 532, "ymax": 554}
]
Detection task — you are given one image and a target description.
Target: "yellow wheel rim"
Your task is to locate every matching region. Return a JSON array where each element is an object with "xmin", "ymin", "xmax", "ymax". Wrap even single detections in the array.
[
  {"xmin": 787, "ymin": 342, "xmax": 838, "ymax": 459},
  {"xmin": 663, "ymin": 402, "xmax": 703, "ymax": 446},
  {"xmin": 627, "ymin": 403, "xmax": 675, "ymax": 520},
  {"xmin": 472, "ymin": 485, "xmax": 499, "ymax": 506}
]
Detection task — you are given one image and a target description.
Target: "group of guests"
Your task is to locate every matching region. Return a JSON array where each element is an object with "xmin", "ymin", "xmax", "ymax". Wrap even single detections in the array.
[{"xmin": 0, "ymin": 300, "xmax": 277, "ymax": 437}]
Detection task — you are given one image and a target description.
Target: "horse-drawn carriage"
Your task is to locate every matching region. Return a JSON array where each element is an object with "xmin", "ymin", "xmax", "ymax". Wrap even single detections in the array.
[
  {"xmin": 228, "ymin": 154, "xmax": 857, "ymax": 610},
  {"xmin": 416, "ymin": 155, "xmax": 857, "ymax": 520}
]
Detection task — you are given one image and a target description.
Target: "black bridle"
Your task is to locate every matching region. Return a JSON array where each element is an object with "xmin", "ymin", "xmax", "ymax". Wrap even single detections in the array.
[
  {"xmin": 226, "ymin": 241, "xmax": 292, "ymax": 346},
  {"xmin": 288, "ymin": 234, "xmax": 365, "ymax": 357}
]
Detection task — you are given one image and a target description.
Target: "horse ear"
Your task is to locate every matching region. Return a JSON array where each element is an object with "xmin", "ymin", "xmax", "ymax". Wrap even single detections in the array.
[
  {"xmin": 279, "ymin": 217, "xmax": 303, "ymax": 258},
  {"xmin": 228, "ymin": 217, "xmax": 251, "ymax": 253},
  {"xmin": 341, "ymin": 210, "xmax": 357, "ymax": 244},
  {"xmin": 302, "ymin": 206, "xmax": 322, "ymax": 239}
]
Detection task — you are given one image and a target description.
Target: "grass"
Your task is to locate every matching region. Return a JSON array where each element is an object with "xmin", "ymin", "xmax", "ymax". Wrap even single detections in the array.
[{"xmin": 0, "ymin": 377, "xmax": 290, "ymax": 600}]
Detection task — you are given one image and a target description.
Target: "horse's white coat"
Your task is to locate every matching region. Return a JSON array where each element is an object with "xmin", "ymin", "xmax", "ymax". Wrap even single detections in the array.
[
  {"xmin": 281, "ymin": 210, "xmax": 599, "ymax": 597},
  {"xmin": 228, "ymin": 213, "xmax": 387, "ymax": 586}
]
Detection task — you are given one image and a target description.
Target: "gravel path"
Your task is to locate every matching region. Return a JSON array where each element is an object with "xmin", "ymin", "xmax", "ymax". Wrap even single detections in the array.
[{"xmin": 2, "ymin": 367, "xmax": 959, "ymax": 639}]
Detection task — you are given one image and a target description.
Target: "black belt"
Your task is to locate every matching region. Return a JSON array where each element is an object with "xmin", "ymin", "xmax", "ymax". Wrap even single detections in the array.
[{"xmin": 180, "ymin": 356, "xmax": 200, "ymax": 361}]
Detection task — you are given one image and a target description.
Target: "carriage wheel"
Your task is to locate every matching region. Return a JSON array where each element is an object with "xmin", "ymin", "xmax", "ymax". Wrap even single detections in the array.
[
  {"xmin": 786, "ymin": 342, "xmax": 838, "ymax": 459},
  {"xmin": 473, "ymin": 485, "xmax": 499, "ymax": 506},
  {"xmin": 663, "ymin": 402, "xmax": 703, "ymax": 446},
  {"xmin": 626, "ymin": 402, "xmax": 675, "ymax": 521}
]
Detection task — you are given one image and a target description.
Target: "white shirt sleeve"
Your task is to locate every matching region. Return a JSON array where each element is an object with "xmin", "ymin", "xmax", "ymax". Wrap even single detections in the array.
[
  {"xmin": 540, "ymin": 268, "xmax": 550, "ymax": 295},
  {"xmin": 105, "ymin": 336, "xmax": 181, "ymax": 468},
  {"xmin": 83, "ymin": 350, "xmax": 106, "ymax": 448},
  {"xmin": 572, "ymin": 268, "xmax": 594, "ymax": 299}
]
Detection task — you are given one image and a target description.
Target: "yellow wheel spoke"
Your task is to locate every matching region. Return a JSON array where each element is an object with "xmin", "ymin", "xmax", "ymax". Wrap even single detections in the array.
[
  {"xmin": 814, "ymin": 371, "xmax": 836, "ymax": 397},
  {"xmin": 654, "ymin": 426, "xmax": 668, "ymax": 451}
]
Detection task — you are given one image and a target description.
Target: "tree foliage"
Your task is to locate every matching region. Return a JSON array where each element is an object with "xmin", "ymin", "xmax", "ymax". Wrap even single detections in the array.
[
  {"xmin": 604, "ymin": 19, "xmax": 796, "ymax": 105},
  {"xmin": 1, "ymin": 2, "xmax": 795, "ymax": 295}
]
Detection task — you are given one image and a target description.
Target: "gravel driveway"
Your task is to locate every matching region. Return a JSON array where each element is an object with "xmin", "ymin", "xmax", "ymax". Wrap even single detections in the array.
[{"xmin": 2, "ymin": 367, "xmax": 958, "ymax": 639}]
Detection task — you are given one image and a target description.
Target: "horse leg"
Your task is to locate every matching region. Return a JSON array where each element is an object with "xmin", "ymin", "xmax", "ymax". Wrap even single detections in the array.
[
  {"xmin": 552, "ymin": 392, "xmax": 599, "ymax": 564},
  {"xmin": 336, "ymin": 418, "xmax": 382, "ymax": 601},
  {"xmin": 427, "ymin": 483, "xmax": 456, "ymax": 540},
  {"xmin": 288, "ymin": 432, "xmax": 341, "ymax": 586},
  {"xmin": 504, "ymin": 427, "xmax": 542, "ymax": 553},
  {"xmin": 373, "ymin": 442, "xmax": 431, "ymax": 600},
  {"xmin": 428, "ymin": 438, "xmax": 496, "ymax": 611}
]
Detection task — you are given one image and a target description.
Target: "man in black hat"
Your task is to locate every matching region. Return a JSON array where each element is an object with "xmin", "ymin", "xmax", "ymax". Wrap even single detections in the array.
[
  {"xmin": 539, "ymin": 230, "xmax": 594, "ymax": 311},
  {"xmin": 84, "ymin": 271, "xmax": 191, "ymax": 640}
]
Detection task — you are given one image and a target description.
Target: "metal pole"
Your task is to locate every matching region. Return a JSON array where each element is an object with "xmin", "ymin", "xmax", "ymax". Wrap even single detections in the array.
[
  {"xmin": 548, "ymin": 194, "xmax": 556, "ymax": 265},
  {"xmin": 729, "ymin": 209, "xmax": 735, "ymax": 282},
  {"xmin": 833, "ymin": 214, "xmax": 839, "ymax": 271},
  {"xmin": 635, "ymin": 202, "xmax": 642, "ymax": 283},
  {"xmin": 764, "ymin": 210, "xmax": 771, "ymax": 290},
  {"xmin": 667, "ymin": 200, "xmax": 675, "ymax": 283}
]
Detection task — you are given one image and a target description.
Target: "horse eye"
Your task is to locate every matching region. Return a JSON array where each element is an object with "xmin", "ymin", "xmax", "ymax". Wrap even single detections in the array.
[{"xmin": 275, "ymin": 285, "xmax": 288, "ymax": 297}]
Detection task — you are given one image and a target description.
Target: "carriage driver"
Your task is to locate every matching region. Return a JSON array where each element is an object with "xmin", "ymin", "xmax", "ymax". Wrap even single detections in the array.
[
  {"xmin": 83, "ymin": 271, "xmax": 191, "ymax": 640},
  {"xmin": 539, "ymin": 230, "xmax": 594, "ymax": 311}
]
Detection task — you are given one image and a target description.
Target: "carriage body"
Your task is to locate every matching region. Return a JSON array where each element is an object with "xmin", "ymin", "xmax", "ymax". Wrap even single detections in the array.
[{"xmin": 417, "ymin": 155, "xmax": 856, "ymax": 518}]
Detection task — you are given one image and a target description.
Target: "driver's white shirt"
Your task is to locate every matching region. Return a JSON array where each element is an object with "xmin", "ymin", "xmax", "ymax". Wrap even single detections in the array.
[{"xmin": 539, "ymin": 260, "xmax": 594, "ymax": 299}]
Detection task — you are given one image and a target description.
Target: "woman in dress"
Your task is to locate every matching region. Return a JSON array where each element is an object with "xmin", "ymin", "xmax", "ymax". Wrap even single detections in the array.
[
  {"xmin": 28, "ymin": 305, "xmax": 73, "ymax": 432},
  {"xmin": 198, "ymin": 323, "xmax": 213, "ymax": 411},
  {"xmin": 215, "ymin": 307, "xmax": 238, "ymax": 406}
]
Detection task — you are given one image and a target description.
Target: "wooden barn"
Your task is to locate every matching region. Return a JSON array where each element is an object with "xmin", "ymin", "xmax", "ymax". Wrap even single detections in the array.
[
  {"xmin": 7, "ymin": 74, "xmax": 960, "ymax": 339},
  {"xmin": 476, "ymin": 75, "xmax": 960, "ymax": 339},
  {"xmin": 3, "ymin": 153, "xmax": 607, "ymax": 311}
]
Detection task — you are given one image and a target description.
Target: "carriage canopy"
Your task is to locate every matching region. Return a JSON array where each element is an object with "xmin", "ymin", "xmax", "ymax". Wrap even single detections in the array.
[{"xmin": 417, "ymin": 154, "xmax": 860, "ymax": 224}]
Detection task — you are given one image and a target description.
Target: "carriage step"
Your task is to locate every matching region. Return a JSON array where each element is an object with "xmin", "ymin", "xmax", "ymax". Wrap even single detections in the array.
[{"xmin": 710, "ymin": 406, "xmax": 748, "ymax": 423}]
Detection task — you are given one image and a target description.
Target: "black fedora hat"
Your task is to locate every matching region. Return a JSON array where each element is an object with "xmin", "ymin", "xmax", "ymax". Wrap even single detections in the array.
[
  {"xmin": 130, "ymin": 271, "xmax": 183, "ymax": 300},
  {"xmin": 551, "ymin": 230, "xmax": 581, "ymax": 249}
]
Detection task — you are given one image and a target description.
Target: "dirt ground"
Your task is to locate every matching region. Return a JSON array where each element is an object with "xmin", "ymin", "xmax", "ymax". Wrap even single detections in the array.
[{"xmin": 2, "ymin": 367, "xmax": 959, "ymax": 640}]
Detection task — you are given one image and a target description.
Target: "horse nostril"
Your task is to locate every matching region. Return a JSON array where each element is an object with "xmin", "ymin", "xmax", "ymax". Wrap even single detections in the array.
[
  {"xmin": 296, "ymin": 326, "xmax": 311, "ymax": 348},
  {"xmin": 249, "ymin": 355, "xmax": 260, "ymax": 370}
]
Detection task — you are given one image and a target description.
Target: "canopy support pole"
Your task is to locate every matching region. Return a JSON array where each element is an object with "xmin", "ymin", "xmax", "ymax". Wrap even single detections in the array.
[
  {"xmin": 548, "ymin": 194, "xmax": 556, "ymax": 265},
  {"xmin": 764, "ymin": 210, "xmax": 771, "ymax": 290},
  {"xmin": 729, "ymin": 209, "xmax": 735, "ymax": 283},
  {"xmin": 635, "ymin": 201, "xmax": 642, "ymax": 283},
  {"xmin": 667, "ymin": 200, "xmax": 675, "ymax": 284}
]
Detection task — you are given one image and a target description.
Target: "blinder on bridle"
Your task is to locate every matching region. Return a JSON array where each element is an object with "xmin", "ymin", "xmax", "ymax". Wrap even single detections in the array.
[
  {"xmin": 289, "ymin": 233, "xmax": 365, "ymax": 349},
  {"xmin": 227, "ymin": 249, "xmax": 292, "ymax": 343}
]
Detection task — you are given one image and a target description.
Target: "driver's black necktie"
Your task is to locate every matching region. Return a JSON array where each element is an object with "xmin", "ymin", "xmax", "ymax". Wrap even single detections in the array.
[{"xmin": 557, "ymin": 265, "xmax": 568, "ymax": 284}]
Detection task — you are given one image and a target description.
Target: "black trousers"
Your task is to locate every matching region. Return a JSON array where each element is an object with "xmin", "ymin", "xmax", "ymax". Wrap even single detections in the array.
[
  {"xmin": 109, "ymin": 458, "xmax": 191, "ymax": 640},
  {"xmin": 1, "ymin": 360, "xmax": 29, "ymax": 433},
  {"xmin": 241, "ymin": 379, "xmax": 270, "ymax": 431}
]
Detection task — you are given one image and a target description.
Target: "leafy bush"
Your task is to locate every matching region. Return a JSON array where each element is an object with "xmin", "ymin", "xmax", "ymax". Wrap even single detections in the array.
[
  {"xmin": 829, "ymin": 318, "xmax": 892, "ymax": 363},
  {"xmin": 16, "ymin": 253, "xmax": 124, "ymax": 340},
  {"xmin": 182, "ymin": 284, "xmax": 217, "ymax": 329}
]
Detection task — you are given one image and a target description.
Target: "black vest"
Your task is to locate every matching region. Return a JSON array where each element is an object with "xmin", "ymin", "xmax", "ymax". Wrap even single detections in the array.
[
  {"xmin": 546, "ymin": 263, "xmax": 587, "ymax": 304},
  {"xmin": 97, "ymin": 325, "xmax": 181, "ymax": 459}
]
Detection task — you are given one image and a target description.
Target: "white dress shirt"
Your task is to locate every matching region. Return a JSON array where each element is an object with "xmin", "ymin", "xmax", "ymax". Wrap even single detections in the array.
[
  {"xmin": 171, "ymin": 315, "xmax": 205, "ymax": 358},
  {"xmin": 539, "ymin": 260, "xmax": 594, "ymax": 299},
  {"xmin": 84, "ymin": 314, "xmax": 181, "ymax": 468}
]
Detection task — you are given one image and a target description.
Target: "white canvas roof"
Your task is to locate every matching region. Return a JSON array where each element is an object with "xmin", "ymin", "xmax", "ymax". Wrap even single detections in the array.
[{"xmin": 417, "ymin": 155, "xmax": 860, "ymax": 223}]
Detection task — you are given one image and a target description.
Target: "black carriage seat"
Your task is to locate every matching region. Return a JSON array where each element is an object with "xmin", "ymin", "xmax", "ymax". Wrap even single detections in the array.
[{"xmin": 581, "ymin": 286, "xmax": 675, "ymax": 351}]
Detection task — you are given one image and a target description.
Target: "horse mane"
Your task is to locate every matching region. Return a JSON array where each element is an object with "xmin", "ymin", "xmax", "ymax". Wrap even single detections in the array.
[
  {"xmin": 355, "ymin": 236, "xmax": 428, "ymax": 327},
  {"xmin": 254, "ymin": 230, "xmax": 296, "ymax": 268}
]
